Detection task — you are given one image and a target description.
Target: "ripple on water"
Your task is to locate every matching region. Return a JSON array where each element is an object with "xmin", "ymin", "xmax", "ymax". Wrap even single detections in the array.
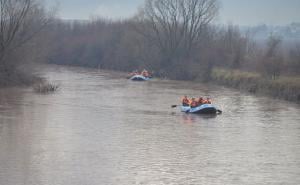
[{"xmin": 0, "ymin": 65, "xmax": 300, "ymax": 185}]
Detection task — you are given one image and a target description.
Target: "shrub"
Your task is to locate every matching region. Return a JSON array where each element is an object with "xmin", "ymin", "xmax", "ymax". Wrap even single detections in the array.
[{"xmin": 33, "ymin": 82, "xmax": 59, "ymax": 94}]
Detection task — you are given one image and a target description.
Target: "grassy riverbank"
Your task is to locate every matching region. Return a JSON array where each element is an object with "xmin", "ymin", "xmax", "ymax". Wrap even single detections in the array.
[{"xmin": 211, "ymin": 68, "xmax": 300, "ymax": 103}]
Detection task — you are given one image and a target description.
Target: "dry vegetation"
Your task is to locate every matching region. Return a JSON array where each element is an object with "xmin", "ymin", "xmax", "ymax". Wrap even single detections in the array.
[
  {"xmin": 33, "ymin": 82, "xmax": 59, "ymax": 93},
  {"xmin": 46, "ymin": 0, "xmax": 299, "ymax": 102},
  {"xmin": 0, "ymin": 0, "xmax": 54, "ymax": 86},
  {"xmin": 212, "ymin": 68, "xmax": 300, "ymax": 102},
  {"xmin": 1, "ymin": 0, "xmax": 299, "ymax": 102}
]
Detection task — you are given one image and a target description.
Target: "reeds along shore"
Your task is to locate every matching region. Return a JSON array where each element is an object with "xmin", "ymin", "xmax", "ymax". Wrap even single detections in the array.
[
  {"xmin": 33, "ymin": 82, "xmax": 59, "ymax": 94},
  {"xmin": 1, "ymin": 0, "xmax": 299, "ymax": 105},
  {"xmin": 211, "ymin": 68, "xmax": 300, "ymax": 103}
]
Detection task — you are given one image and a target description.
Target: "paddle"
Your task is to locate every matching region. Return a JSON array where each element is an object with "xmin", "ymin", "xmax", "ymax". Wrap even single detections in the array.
[{"xmin": 171, "ymin": 105, "xmax": 179, "ymax": 108}]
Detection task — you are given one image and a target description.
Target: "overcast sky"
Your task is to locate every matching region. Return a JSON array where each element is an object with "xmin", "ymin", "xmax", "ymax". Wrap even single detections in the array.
[{"xmin": 47, "ymin": 0, "xmax": 300, "ymax": 26}]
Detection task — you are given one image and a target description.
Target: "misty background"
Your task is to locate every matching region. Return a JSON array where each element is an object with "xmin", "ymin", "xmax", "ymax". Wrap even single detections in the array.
[
  {"xmin": 47, "ymin": 0, "xmax": 300, "ymax": 25},
  {"xmin": 1, "ymin": 0, "xmax": 299, "ymax": 102},
  {"xmin": 45, "ymin": 0, "xmax": 300, "ymax": 41}
]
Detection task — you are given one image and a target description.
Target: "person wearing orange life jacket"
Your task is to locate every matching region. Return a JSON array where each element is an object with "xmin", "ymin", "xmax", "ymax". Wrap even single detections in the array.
[
  {"xmin": 129, "ymin": 70, "xmax": 138, "ymax": 76},
  {"xmin": 198, "ymin": 97, "xmax": 204, "ymax": 105},
  {"xmin": 202, "ymin": 97, "xmax": 212, "ymax": 104},
  {"xmin": 144, "ymin": 71, "xmax": 150, "ymax": 78},
  {"xmin": 141, "ymin": 69, "xmax": 149, "ymax": 78},
  {"xmin": 182, "ymin": 96, "xmax": 190, "ymax": 106},
  {"xmin": 190, "ymin": 98, "xmax": 198, "ymax": 108},
  {"xmin": 206, "ymin": 98, "xmax": 212, "ymax": 104}
]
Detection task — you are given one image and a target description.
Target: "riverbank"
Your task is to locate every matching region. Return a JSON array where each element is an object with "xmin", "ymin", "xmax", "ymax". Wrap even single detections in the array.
[
  {"xmin": 211, "ymin": 68, "xmax": 300, "ymax": 103},
  {"xmin": 0, "ymin": 71, "xmax": 41, "ymax": 87},
  {"xmin": 3, "ymin": 64, "xmax": 299, "ymax": 104}
]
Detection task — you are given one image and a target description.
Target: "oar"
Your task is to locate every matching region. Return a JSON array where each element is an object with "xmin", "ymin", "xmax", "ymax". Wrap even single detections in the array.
[{"xmin": 171, "ymin": 105, "xmax": 179, "ymax": 108}]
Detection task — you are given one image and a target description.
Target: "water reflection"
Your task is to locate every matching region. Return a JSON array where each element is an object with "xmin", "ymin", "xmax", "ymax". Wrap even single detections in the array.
[{"xmin": 180, "ymin": 113, "xmax": 218, "ymax": 125}]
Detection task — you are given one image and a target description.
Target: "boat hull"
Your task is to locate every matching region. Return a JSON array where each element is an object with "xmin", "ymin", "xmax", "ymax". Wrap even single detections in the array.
[
  {"xmin": 130, "ymin": 75, "xmax": 150, "ymax": 81},
  {"xmin": 181, "ymin": 104, "xmax": 217, "ymax": 114}
]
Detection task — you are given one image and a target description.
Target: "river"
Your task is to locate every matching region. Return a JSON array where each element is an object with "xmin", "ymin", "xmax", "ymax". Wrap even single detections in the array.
[{"xmin": 0, "ymin": 65, "xmax": 300, "ymax": 185}]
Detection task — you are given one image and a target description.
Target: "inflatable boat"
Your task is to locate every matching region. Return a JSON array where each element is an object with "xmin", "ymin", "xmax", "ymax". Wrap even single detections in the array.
[
  {"xmin": 181, "ymin": 104, "xmax": 219, "ymax": 114},
  {"xmin": 130, "ymin": 75, "xmax": 150, "ymax": 81}
]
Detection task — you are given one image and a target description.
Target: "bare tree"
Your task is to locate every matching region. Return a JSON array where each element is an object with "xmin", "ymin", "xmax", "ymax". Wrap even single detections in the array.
[
  {"xmin": 137, "ymin": 0, "xmax": 219, "ymax": 66},
  {"xmin": 0, "ymin": 0, "xmax": 54, "ymax": 72},
  {"xmin": 260, "ymin": 35, "xmax": 283, "ymax": 79},
  {"xmin": 219, "ymin": 25, "xmax": 251, "ymax": 69},
  {"xmin": 288, "ymin": 42, "xmax": 300, "ymax": 75},
  {"xmin": 1, "ymin": 0, "xmax": 29, "ymax": 63}
]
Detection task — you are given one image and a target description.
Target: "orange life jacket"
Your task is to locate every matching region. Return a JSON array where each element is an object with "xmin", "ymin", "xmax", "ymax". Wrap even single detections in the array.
[
  {"xmin": 182, "ymin": 97, "xmax": 190, "ymax": 105},
  {"xmin": 198, "ymin": 98, "xmax": 204, "ymax": 105}
]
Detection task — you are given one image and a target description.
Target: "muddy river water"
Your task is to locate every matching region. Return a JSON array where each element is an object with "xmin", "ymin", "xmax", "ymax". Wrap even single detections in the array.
[{"xmin": 0, "ymin": 65, "xmax": 300, "ymax": 185}]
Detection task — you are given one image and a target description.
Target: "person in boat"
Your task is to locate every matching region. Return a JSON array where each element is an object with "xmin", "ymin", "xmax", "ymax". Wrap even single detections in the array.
[
  {"xmin": 202, "ymin": 97, "xmax": 212, "ymax": 104},
  {"xmin": 198, "ymin": 97, "xmax": 204, "ymax": 105},
  {"xmin": 206, "ymin": 98, "xmax": 212, "ymax": 104},
  {"xmin": 141, "ymin": 69, "xmax": 150, "ymax": 78},
  {"xmin": 190, "ymin": 98, "xmax": 198, "ymax": 108},
  {"xmin": 182, "ymin": 95, "xmax": 190, "ymax": 106},
  {"xmin": 129, "ymin": 70, "xmax": 138, "ymax": 77}
]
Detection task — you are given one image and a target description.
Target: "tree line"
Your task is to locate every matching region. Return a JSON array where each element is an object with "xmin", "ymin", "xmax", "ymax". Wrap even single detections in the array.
[
  {"xmin": 49, "ymin": 0, "xmax": 300, "ymax": 81},
  {"xmin": 1, "ymin": 0, "xmax": 300, "ymax": 87},
  {"xmin": 0, "ymin": 0, "xmax": 53, "ymax": 86}
]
